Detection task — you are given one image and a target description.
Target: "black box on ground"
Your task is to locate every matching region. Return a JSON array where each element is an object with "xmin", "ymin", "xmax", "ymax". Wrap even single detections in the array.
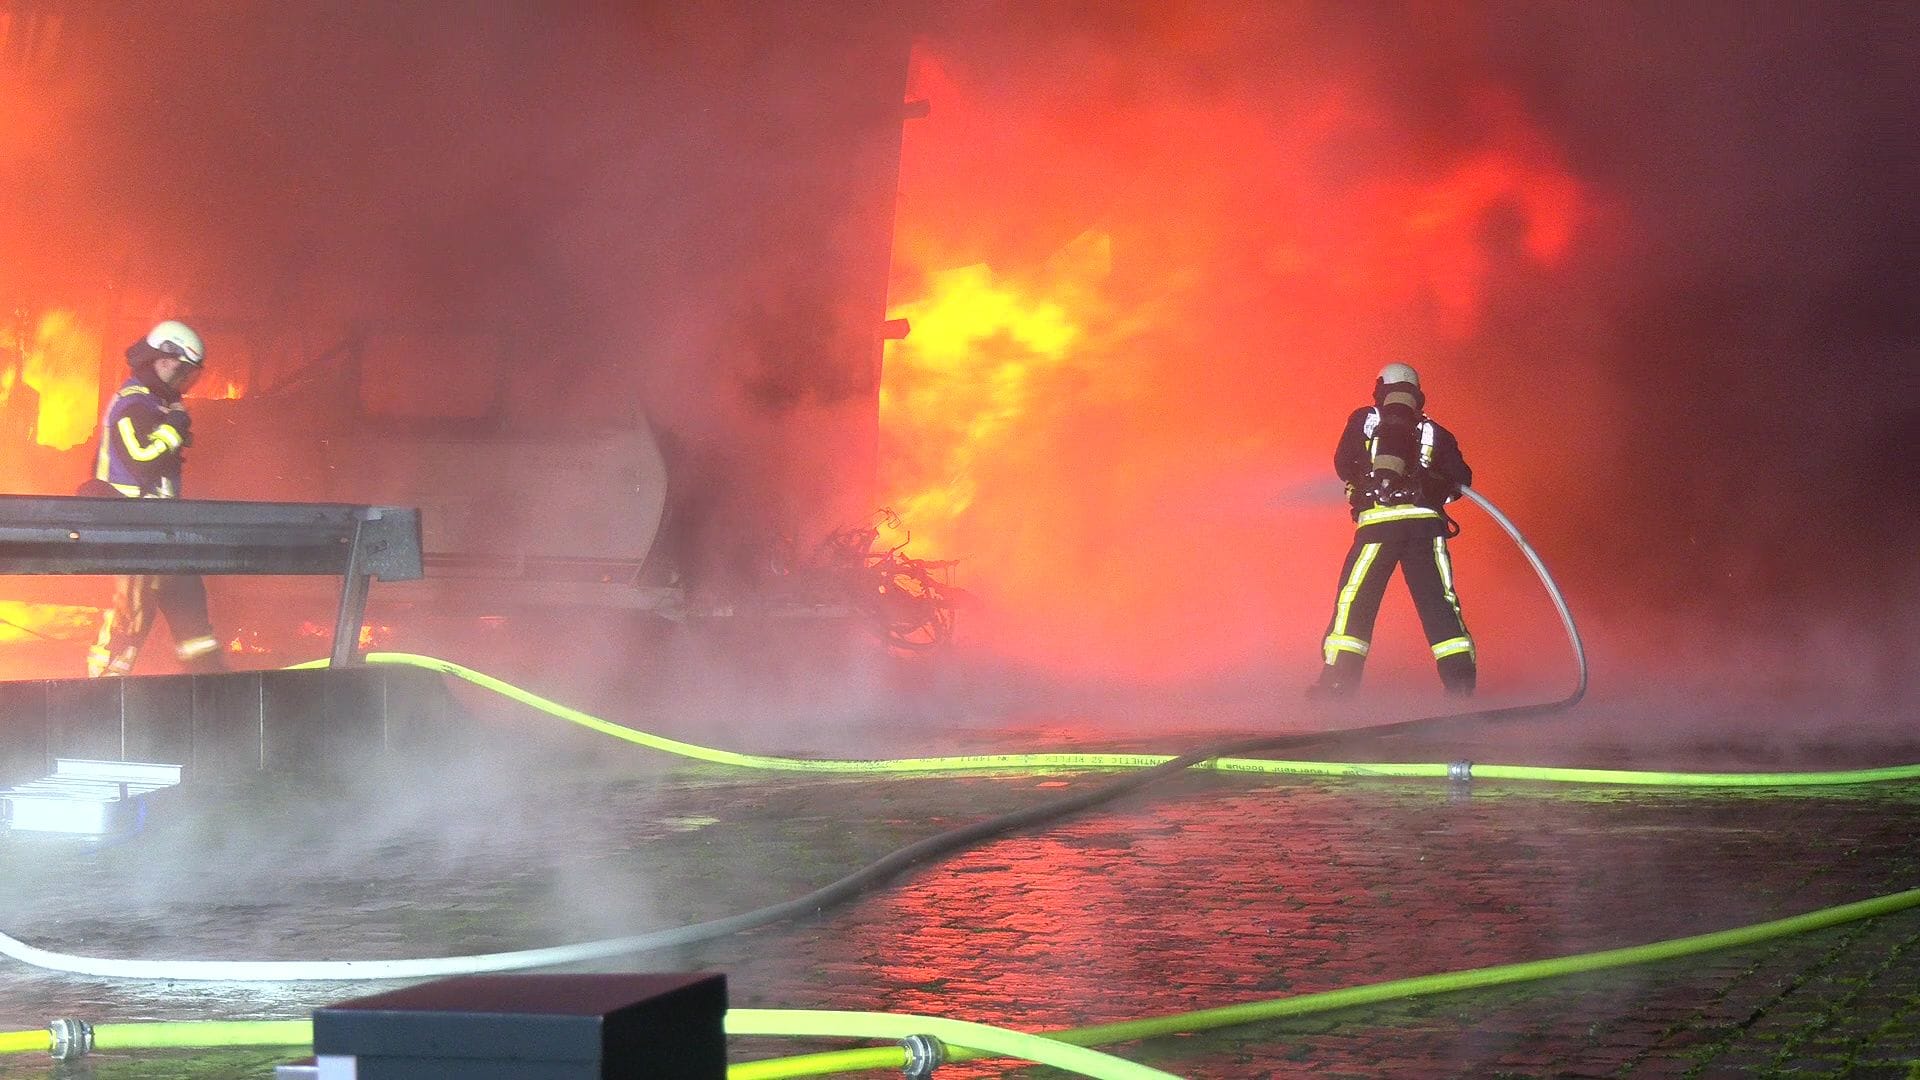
[{"xmin": 311, "ymin": 972, "xmax": 727, "ymax": 1079}]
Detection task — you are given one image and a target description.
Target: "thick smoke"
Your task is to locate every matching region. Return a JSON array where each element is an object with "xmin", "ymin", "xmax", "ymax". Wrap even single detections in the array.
[
  {"xmin": 0, "ymin": 2, "xmax": 933, "ymax": 728},
  {"xmin": 7, "ymin": 1, "xmax": 1918, "ymax": 703},
  {"xmin": 9, "ymin": 1, "xmax": 915, "ymax": 587},
  {"xmin": 1463, "ymin": 3, "xmax": 1920, "ymax": 604},
  {"xmin": 877, "ymin": 2, "xmax": 1920, "ymax": 694}
]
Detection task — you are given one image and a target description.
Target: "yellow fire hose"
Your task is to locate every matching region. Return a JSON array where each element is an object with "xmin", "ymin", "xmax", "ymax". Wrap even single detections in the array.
[
  {"xmin": 6, "ymin": 886, "xmax": 1917, "ymax": 1075},
  {"xmin": 6, "ymin": 489, "xmax": 1909, "ymax": 1069},
  {"xmin": 347, "ymin": 652, "xmax": 1920, "ymax": 789}
]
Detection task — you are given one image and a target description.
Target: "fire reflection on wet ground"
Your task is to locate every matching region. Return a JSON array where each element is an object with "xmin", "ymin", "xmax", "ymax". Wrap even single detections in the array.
[{"xmin": 1, "ymin": 715, "xmax": 1918, "ymax": 1078}]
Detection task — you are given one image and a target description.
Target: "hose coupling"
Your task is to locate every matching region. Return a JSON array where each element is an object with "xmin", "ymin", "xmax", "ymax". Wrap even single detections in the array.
[
  {"xmin": 1447, "ymin": 760, "xmax": 1473, "ymax": 783},
  {"xmin": 900, "ymin": 1032, "xmax": 947, "ymax": 1078},
  {"xmin": 49, "ymin": 1017, "xmax": 93, "ymax": 1061}
]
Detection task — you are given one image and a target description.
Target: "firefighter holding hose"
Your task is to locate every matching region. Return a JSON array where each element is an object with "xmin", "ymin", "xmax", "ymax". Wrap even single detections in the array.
[
  {"xmin": 81, "ymin": 320, "xmax": 225, "ymax": 677},
  {"xmin": 1309, "ymin": 363, "xmax": 1476, "ymax": 698}
]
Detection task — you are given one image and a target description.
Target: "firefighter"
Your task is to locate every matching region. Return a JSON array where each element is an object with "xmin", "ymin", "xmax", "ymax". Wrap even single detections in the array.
[
  {"xmin": 83, "ymin": 320, "xmax": 225, "ymax": 677},
  {"xmin": 1309, "ymin": 362, "xmax": 1475, "ymax": 697}
]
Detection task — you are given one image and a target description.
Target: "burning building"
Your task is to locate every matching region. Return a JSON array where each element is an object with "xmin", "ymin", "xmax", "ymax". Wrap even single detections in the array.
[
  {"xmin": 3, "ymin": 1, "xmax": 1910, "ymax": 692},
  {"xmin": 0, "ymin": 2, "xmax": 926, "ymax": 671}
]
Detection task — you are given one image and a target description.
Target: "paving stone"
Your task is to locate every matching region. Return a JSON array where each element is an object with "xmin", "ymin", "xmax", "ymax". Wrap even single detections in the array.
[{"xmin": 2, "ymin": 726, "xmax": 1919, "ymax": 1078}]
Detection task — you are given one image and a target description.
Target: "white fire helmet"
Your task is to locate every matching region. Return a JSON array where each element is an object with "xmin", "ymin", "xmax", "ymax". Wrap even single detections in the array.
[
  {"xmin": 146, "ymin": 320, "xmax": 205, "ymax": 367},
  {"xmin": 1377, "ymin": 362, "xmax": 1418, "ymax": 387}
]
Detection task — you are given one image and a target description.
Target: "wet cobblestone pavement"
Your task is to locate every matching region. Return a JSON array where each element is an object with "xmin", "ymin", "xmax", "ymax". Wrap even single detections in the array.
[{"xmin": 2, "ymin": 695, "xmax": 1919, "ymax": 1079}]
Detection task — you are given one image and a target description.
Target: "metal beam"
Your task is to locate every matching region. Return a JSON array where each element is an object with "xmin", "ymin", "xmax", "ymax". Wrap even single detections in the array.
[
  {"xmin": 0, "ymin": 495, "xmax": 423, "ymax": 666},
  {"xmin": 0, "ymin": 495, "xmax": 422, "ymax": 579}
]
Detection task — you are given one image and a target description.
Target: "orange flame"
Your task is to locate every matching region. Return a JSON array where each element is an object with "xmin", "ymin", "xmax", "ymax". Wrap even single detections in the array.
[
  {"xmin": 0, "ymin": 600, "xmax": 100, "ymax": 644},
  {"xmin": 298, "ymin": 619, "xmax": 395, "ymax": 652},
  {"xmin": 880, "ymin": 236, "xmax": 1109, "ymax": 553},
  {"xmin": 228, "ymin": 619, "xmax": 395, "ymax": 656},
  {"xmin": 879, "ymin": 44, "xmax": 1596, "ymax": 678},
  {"xmin": 192, "ymin": 375, "xmax": 247, "ymax": 401},
  {"xmin": 225, "ymin": 629, "xmax": 276, "ymax": 656},
  {"xmin": 21, "ymin": 310, "xmax": 101, "ymax": 451},
  {"xmin": 1354, "ymin": 149, "xmax": 1585, "ymax": 337}
]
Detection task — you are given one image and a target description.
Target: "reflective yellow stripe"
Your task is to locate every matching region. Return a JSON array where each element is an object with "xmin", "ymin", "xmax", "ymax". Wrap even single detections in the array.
[
  {"xmin": 1371, "ymin": 418, "xmax": 1435, "ymax": 466},
  {"xmin": 89, "ymin": 610, "xmax": 132, "ymax": 678},
  {"xmin": 1356, "ymin": 505, "xmax": 1440, "ymax": 526},
  {"xmin": 1429, "ymin": 537, "xmax": 1472, "ymax": 660},
  {"xmin": 1324, "ymin": 543, "xmax": 1382, "ymax": 664},
  {"xmin": 1324, "ymin": 634, "xmax": 1370, "ymax": 663},
  {"xmin": 1330, "ymin": 543, "xmax": 1381, "ymax": 638},
  {"xmin": 1432, "ymin": 537, "xmax": 1463, "ymax": 617},
  {"xmin": 87, "ymin": 646, "xmax": 134, "ymax": 678},
  {"xmin": 116, "ymin": 416, "xmax": 175, "ymax": 462},
  {"xmin": 177, "ymin": 635, "xmax": 220, "ymax": 659}
]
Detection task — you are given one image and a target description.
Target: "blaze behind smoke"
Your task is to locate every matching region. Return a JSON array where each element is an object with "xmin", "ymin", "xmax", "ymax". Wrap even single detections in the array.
[
  {"xmin": 879, "ymin": 41, "xmax": 1598, "ymax": 679},
  {"xmin": 20, "ymin": 309, "xmax": 100, "ymax": 450}
]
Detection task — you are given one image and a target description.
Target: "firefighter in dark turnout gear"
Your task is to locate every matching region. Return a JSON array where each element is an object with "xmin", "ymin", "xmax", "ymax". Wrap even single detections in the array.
[
  {"xmin": 1310, "ymin": 363, "xmax": 1476, "ymax": 697},
  {"xmin": 83, "ymin": 320, "xmax": 223, "ymax": 677}
]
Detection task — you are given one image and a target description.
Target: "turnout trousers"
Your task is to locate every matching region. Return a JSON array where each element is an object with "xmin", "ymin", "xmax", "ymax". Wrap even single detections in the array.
[
  {"xmin": 88, "ymin": 574, "xmax": 222, "ymax": 677},
  {"xmin": 1317, "ymin": 524, "xmax": 1476, "ymax": 694}
]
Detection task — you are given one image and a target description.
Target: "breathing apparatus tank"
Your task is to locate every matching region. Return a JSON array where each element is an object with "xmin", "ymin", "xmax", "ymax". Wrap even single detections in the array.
[{"xmin": 1368, "ymin": 363, "xmax": 1424, "ymax": 505}]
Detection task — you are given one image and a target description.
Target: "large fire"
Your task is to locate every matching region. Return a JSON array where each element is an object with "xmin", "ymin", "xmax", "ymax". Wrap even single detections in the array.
[
  {"xmin": 879, "ymin": 241, "xmax": 1102, "ymax": 554},
  {"xmin": 0, "ymin": 306, "xmax": 245, "ymax": 662},
  {"xmin": 879, "ymin": 45, "xmax": 1598, "ymax": 679},
  {"xmin": 0, "ymin": 308, "xmax": 104, "ymax": 502},
  {"xmin": 0, "ymin": 600, "xmax": 97, "ymax": 644},
  {"xmin": 2, "ymin": 309, "xmax": 100, "ymax": 454},
  {"xmin": 19, "ymin": 309, "xmax": 102, "ymax": 450}
]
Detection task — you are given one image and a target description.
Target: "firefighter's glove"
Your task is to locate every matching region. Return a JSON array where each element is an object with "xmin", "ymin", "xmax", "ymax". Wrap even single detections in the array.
[{"xmin": 172, "ymin": 411, "xmax": 193, "ymax": 449}]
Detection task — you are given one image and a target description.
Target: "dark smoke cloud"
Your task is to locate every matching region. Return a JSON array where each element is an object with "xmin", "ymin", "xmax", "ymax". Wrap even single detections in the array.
[
  {"xmin": 917, "ymin": 1, "xmax": 1920, "ymax": 633},
  {"xmin": 51, "ymin": 2, "xmax": 912, "ymax": 421},
  {"xmin": 14, "ymin": 0, "xmax": 919, "ymax": 589},
  {"xmin": 1462, "ymin": 1, "xmax": 1920, "ymax": 618},
  {"xmin": 12, "ymin": 1, "xmax": 1916, "ymax": 684}
]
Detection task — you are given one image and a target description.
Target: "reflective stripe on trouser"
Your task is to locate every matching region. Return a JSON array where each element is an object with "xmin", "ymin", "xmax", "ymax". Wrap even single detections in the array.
[
  {"xmin": 1420, "ymin": 536, "xmax": 1473, "ymax": 658},
  {"xmin": 88, "ymin": 574, "xmax": 217, "ymax": 678},
  {"xmin": 1322, "ymin": 542, "xmax": 1384, "ymax": 665},
  {"xmin": 1354, "ymin": 504, "xmax": 1441, "ymax": 527},
  {"xmin": 176, "ymin": 635, "xmax": 220, "ymax": 660},
  {"xmin": 87, "ymin": 608, "xmax": 137, "ymax": 677},
  {"xmin": 1317, "ymin": 531, "xmax": 1475, "ymax": 690},
  {"xmin": 1402, "ymin": 535, "xmax": 1475, "ymax": 692}
]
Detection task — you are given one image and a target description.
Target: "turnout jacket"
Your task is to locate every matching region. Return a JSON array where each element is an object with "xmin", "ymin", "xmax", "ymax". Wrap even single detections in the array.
[
  {"xmin": 92, "ymin": 367, "xmax": 191, "ymax": 498},
  {"xmin": 1333, "ymin": 405, "xmax": 1471, "ymax": 535}
]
